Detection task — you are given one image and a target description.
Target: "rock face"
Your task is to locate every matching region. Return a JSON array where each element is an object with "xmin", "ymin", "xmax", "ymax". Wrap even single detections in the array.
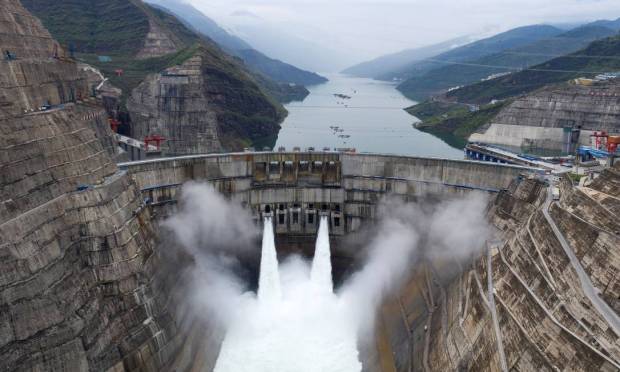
[
  {"xmin": 380, "ymin": 166, "xmax": 620, "ymax": 371},
  {"xmin": 128, "ymin": 50, "xmax": 284, "ymax": 154},
  {"xmin": 136, "ymin": 18, "xmax": 180, "ymax": 59},
  {"xmin": 470, "ymin": 82, "xmax": 620, "ymax": 151},
  {"xmin": 20, "ymin": 0, "xmax": 288, "ymax": 153},
  {"xmin": 128, "ymin": 55, "xmax": 221, "ymax": 154},
  {"xmin": 0, "ymin": 1, "xmax": 181, "ymax": 370},
  {"xmin": 0, "ymin": 17, "xmax": 85, "ymax": 114}
]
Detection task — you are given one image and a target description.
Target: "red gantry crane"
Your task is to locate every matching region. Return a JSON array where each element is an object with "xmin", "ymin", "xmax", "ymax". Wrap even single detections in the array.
[{"xmin": 144, "ymin": 135, "xmax": 166, "ymax": 152}]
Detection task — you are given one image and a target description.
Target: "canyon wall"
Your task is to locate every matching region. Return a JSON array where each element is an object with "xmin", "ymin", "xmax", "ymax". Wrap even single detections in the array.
[
  {"xmin": 128, "ymin": 56, "xmax": 222, "ymax": 155},
  {"xmin": 380, "ymin": 164, "xmax": 620, "ymax": 371},
  {"xmin": 0, "ymin": 2, "xmax": 189, "ymax": 370},
  {"xmin": 127, "ymin": 51, "xmax": 285, "ymax": 154}
]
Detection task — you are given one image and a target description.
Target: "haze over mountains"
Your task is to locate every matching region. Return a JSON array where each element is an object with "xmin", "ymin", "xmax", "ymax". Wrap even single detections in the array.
[
  {"xmin": 403, "ymin": 17, "xmax": 620, "ymax": 149},
  {"xmin": 345, "ymin": 19, "xmax": 620, "ymax": 101},
  {"xmin": 146, "ymin": 0, "xmax": 328, "ymax": 87},
  {"xmin": 223, "ymin": 12, "xmax": 354, "ymax": 73},
  {"xmin": 341, "ymin": 36, "xmax": 474, "ymax": 79}
]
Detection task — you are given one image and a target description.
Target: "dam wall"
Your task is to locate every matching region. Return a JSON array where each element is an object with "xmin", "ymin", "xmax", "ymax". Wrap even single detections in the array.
[{"xmin": 119, "ymin": 152, "xmax": 542, "ymax": 236}]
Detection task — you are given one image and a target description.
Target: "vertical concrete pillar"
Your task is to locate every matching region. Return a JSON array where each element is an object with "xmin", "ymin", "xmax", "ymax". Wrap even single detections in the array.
[{"xmin": 324, "ymin": 161, "xmax": 339, "ymax": 184}]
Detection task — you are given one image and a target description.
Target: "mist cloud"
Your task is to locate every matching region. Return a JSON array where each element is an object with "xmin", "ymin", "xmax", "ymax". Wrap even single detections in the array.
[
  {"xmin": 162, "ymin": 183, "xmax": 491, "ymax": 367},
  {"xmin": 340, "ymin": 192, "xmax": 490, "ymax": 332}
]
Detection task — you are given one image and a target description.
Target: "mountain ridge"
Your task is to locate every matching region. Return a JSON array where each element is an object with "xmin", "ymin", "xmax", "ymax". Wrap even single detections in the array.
[
  {"xmin": 145, "ymin": 0, "xmax": 327, "ymax": 88},
  {"xmin": 447, "ymin": 32, "xmax": 620, "ymax": 104},
  {"xmin": 341, "ymin": 36, "xmax": 473, "ymax": 79},
  {"xmin": 381, "ymin": 25, "xmax": 564, "ymax": 82},
  {"xmin": 406, "ymin": 32, "xmax": 620, "ymax": 148},
  {"xmin": 21, "ymin": 0, "xmax": 289, "ymax": 151},
  {"xmin": 397, "ymin": 24, "xmax": 619, "ymax": 101}
]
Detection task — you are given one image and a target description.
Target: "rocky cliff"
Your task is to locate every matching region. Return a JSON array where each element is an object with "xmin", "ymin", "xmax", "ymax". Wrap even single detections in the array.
[
  {"xmin": 380, "ymin": 166, "xmax": 620, "ymax": 371},
  {"xmin": 0, "ymin": 1, "xmax": 184, "ymax": 370},
  {"xmin": 470, "ymin": 81, "xmax": 620, "ymax": 151},
  {"xmin": 23, "ymin": 0, "xmax": 287, "ymax": 153},
  {"xmin": 128, "ymin": 49, "xmax": 285, "ymax": 154}
]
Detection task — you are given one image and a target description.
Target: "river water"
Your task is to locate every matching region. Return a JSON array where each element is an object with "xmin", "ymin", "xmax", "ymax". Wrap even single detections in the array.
[{"xmin": 275, "ymin": 74, "xmax": 463, "ymax": 159}]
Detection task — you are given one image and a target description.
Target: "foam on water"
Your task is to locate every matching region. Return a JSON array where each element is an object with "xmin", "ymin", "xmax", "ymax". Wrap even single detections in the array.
[{"xmin": 214, "ymin": 217, "xmax": 361, "ymax": 372}]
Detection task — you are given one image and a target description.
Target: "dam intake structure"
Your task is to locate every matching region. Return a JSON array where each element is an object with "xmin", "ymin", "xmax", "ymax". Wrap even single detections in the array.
[{"xmin": 214, "ymin": 216, "xmax": 361, "ymax": 372}]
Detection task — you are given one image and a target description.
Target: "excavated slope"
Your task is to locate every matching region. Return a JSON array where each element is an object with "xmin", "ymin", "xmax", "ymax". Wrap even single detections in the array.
[
  {"xmin": 470, "ymin": 82, "xmax": 620, "ymax": 150},
  {"xmin": 379, "ymin": 165, "xmax": 620, "ymax": 371},
  {"xmin": 493, "ymin": 82, "xmax": 620, "ymax": 132},
  {"xmin": 128, "ymin": 51, "xmax": 284, "ymax": 154},
  {"xmin": 0, "ymin": 1, "xmax": 185, "ymax": 370}
]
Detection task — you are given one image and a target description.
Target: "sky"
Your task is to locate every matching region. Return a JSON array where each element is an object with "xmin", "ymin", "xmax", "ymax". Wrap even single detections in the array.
[{"xmin": 187, "ymin": 0, "xmax": 620, "ymax": 69}]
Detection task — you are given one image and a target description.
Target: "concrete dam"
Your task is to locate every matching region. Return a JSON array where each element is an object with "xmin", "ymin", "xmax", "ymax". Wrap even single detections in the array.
[
  {"xmin": 120, "ymin": 151, "xmax": 535, "ymax": 283},
  {"xmin": 113, "ymin": 151, "xmax": 546, "ymax": 371},
  {"xmin": 115, "ymin": 151, "xmax": 620, "ymax": 372},
  {"xmin": 120, "ymin": 151, "xmax": 533, "ymax": 226},
  {"xmin": 3, "ymin": 1, "xmax": 620, "ymax": 370}
]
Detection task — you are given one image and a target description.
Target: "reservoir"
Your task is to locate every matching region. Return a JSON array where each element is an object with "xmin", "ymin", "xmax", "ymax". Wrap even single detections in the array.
[{"xmin": 275, "ymin": 74, "xmax": 463, "ymax": 159}]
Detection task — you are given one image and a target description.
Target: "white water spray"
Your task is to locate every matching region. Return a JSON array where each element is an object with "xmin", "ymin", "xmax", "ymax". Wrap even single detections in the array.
[
  {"xmin": 214, "ymin": 215, "xmax": 361, "ymax": 372},
  {"xmin": 257, "ymin": 217, "xmax": 281, "ymax": 302},
  {"xmin": 165, "ymin": 184, "xmax": 490, "ymax": 372},
  {"xmin": 311, "ymin": 216, "xmax": 333, "ymax": 294}
]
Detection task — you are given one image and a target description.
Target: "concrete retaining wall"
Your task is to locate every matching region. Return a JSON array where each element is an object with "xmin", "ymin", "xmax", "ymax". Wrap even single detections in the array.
[{"xmin": 470, "ymin": 123, "xmax": 594, "ymax": 151}]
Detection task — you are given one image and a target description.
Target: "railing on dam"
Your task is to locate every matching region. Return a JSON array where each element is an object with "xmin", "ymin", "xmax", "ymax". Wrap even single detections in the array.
[{"xmin": 118, "ymin": 151, "xmax": 544, "ymax": 234}]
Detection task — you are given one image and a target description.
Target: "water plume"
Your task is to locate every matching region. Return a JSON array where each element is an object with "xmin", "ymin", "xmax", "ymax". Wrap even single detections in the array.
[
  {"xmin": 257, "ymin": 217, "xmax": 282, "ymax": 302},
  {"xmin": 311, "ymin": 216, "xmax": 333, "ymax": 294},
  {"xmin": 214, "ymin": 215, "xmax": 360, "ymax": 372},
  {"xmin": 162, "ymin": 183, "xmax": 491, "ymax": 371}
]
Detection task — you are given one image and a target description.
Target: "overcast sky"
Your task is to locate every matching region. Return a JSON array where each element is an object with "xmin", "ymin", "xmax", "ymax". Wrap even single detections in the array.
[{"xmin": 188, "ymin": 0, "xmax": 620, "ymax": 64}]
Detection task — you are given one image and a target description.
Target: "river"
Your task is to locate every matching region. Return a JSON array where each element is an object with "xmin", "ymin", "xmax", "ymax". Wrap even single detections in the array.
[{"xmin": 274, "ymin": 74, "xmax": 463, "ymax": 159}]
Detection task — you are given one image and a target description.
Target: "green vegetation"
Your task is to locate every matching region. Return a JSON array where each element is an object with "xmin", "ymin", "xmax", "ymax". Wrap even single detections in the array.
[
  {"xmin": 23, "ymin": 0, "xmax": 290, "ymax": 149},
  {"xmin": 396, "ymin": 25, "xmax": 617, "ymax": 101},
  {"xmin": 22, "ymin": 0, "xmax": 150, "ymax": 54},
  {"xmin": 567, "ymin": 172, "xmax": 586, "ymax": 183},
  {"xmin": 406, "ymin": 100, "xmax": 468, "ymax": 121},
  {"xmin": 237, "ymin": 49, "xmax": 327, "ymax": 86},
  {"xmin": 408, "ymin": 101, "xmax": 509, "ymax": 148},
  {"xmin": 390, "ymin": 25, "xmax": 563, "ymax": 84},
  {"xmin": 252, "ymin": 73, "xmax": 310, "ymax": 103},
  {"xmin": 405, "ymin": 32, "xmax": 620, "ymax": 149},
  {"xmin": 23, "ymin": 0, "xmax": 203, "ymax": 104},
  {"xmin": 448, "ymin": 34, "xmax": 620, "ymax": 104}
]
